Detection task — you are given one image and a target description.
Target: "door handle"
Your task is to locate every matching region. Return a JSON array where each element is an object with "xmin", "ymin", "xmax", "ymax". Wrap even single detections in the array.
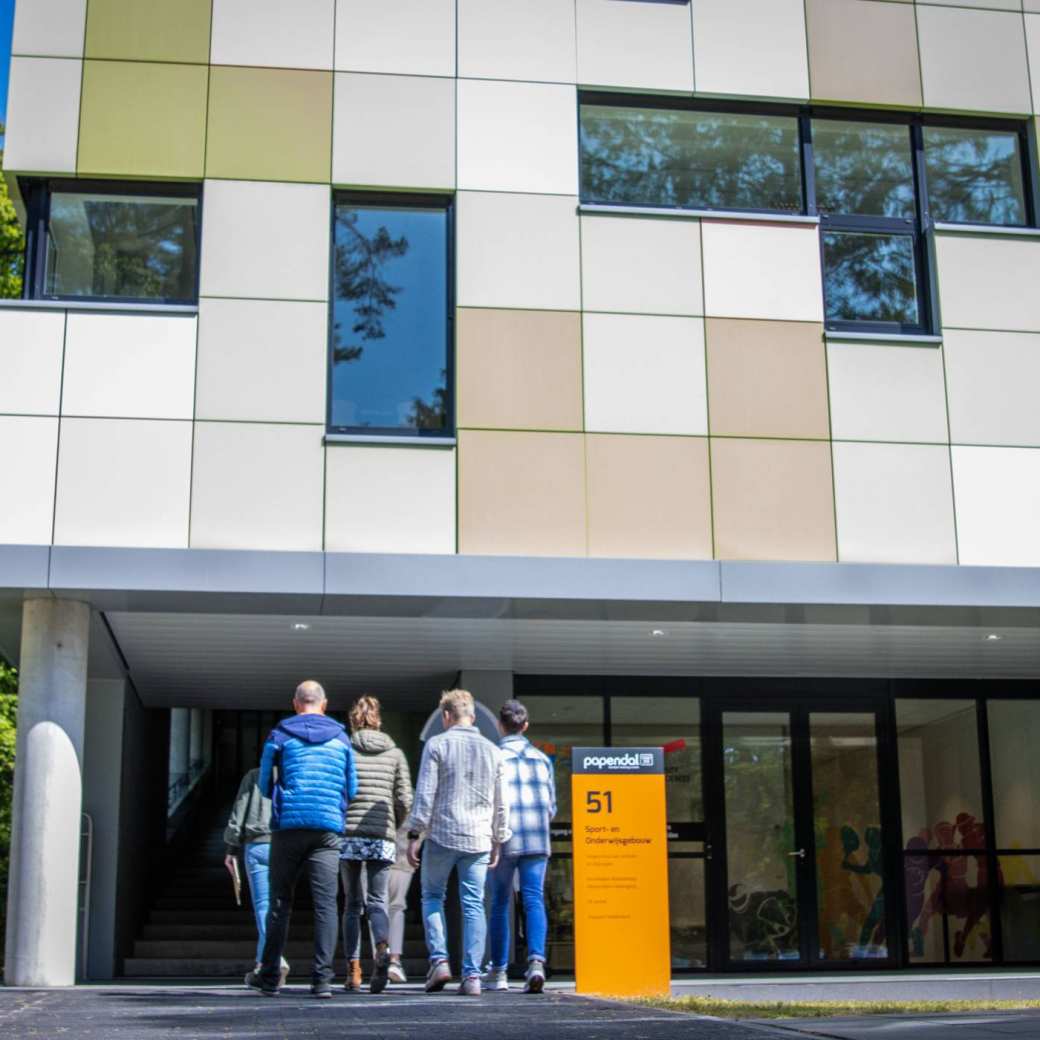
[{"xmin": 787, "ymin": 848, "xmax": 806, "ymax": 859}]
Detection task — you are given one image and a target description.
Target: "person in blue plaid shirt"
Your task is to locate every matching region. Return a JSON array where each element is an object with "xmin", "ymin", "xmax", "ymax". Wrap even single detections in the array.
[{"xmin": 484, "ymin": 699, "xmax": 557, "ymax": 994}]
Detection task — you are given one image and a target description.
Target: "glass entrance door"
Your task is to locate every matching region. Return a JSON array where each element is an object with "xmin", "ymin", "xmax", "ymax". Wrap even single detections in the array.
[{"xmin": 709, "ymin": 703, "xmax": 895, "ymax": 968}]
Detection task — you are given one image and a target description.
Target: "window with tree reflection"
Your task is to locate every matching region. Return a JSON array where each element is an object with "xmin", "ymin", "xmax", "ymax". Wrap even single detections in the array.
[
  {"xmin": 580, "ymin": 103, "xmax": 802, "ymax": 214},
  {"xmin": 40, "ymin": 188, "xmax": 198, "ymax": 302},
  {"xmin": 329, "ymin": 198, "xmax": 451, "ymax": 436}
]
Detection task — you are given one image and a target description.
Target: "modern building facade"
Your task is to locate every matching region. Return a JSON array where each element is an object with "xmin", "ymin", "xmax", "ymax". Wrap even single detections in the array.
[{"xmin": 4, "ymin": 0, "xmax": 1040, "ymax": 985}]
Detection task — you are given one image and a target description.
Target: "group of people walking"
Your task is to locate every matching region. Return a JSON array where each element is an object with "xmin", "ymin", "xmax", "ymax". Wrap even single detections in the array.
[{"xmin": 223, "ymin": 682, "xmax": 556, "ymax": 997}]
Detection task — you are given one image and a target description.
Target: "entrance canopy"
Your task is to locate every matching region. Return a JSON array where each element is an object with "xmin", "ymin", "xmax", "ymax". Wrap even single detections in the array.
[{"xmin": 2, "ymin": 545, "xmax": 1040, "ymax": 707}]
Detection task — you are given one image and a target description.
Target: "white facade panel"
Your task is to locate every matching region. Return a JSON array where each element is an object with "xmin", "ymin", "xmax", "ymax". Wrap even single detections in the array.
[
  {"xmin": 210, "ymin": 0, "xmax": 335, "ymax": 70},
  {"xmin": 3, "ymin": 57, "xmax": 81, "ymax": 173},
  {"xmin": 334, "ymin": 0, "xmax": 455, "ymax": 77},
  {"xmin": 457, "ymin": 0, "xmax": 576, "ymax": 83},
  {"xmin": 61, "ymin": 313, "xmax": 197, "ymax": 421},
  {"xmin": 0, "ymin": 416, "xmax": 59, "ymax": 545},
  {"xmin": 0, "ymin": 310, "xmax": 66, "ymax": 416},
  {"xmin": 12, "ymin": 0, "xmax": 86, "ymax": 58}
]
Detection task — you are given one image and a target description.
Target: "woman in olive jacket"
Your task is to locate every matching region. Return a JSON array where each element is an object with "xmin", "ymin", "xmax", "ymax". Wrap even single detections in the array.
[{"xmin": 340, "ymin": 695, "xmax": 413, "ymax": 994}]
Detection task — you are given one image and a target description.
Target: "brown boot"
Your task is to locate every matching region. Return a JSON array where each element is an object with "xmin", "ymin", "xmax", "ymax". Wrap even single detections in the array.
[{"xmin": 343, "ymin": 959, "xmax": 362, "ymax": 992}]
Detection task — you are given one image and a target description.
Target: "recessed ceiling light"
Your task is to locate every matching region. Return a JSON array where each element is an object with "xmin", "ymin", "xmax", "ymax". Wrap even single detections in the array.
[
  {"xmin": 650, "ymin": 628, "xmax": 667, "ymax": 638},
  {"xmin": 985, "ymin": 633, "xmax": 1002, "ymax": 642},
  {"xmin": 292, "ymin": 623, "xmax": 311, "ymax": 632}
]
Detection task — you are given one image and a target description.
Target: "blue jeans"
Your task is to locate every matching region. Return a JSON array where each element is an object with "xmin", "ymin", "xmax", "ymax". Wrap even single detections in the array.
[
  {"xmin": 244, "ymin": 842, "xmax": 271, "ymax": 965},
  {"xmin": 420, "ymin": 840, "xmax": 490, "ymax": 980},
  {"xmin": 489, "ymin": 854, "xmax": 549, "ymax": 970}
]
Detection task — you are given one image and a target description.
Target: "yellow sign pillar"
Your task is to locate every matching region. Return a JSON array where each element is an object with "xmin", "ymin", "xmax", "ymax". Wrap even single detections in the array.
[{"xmin": 571, "ymin": 747, "xmax": 671, "ymax": 996}]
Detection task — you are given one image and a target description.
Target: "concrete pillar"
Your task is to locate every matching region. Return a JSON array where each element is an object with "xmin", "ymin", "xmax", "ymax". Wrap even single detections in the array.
[
  {"xmin": 202, "ymin": 709, "xmax": 213, "ymax": 767},
  {"xmin": 189, "ymin": 707, "xmax": 203, "ymax": 773},
  {"xmin": 168, "ymin": 708, "xmax": 190, "ymax": 779},
  {"xmin": 4, "ymin": 598, "xmax": 91, "ymax": 987}
]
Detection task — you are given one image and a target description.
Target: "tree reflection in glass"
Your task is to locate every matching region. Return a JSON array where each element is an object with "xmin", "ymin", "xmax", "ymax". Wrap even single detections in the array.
[
  {"xmin": 812, "ymin": 120, "xmax": 915, "ymax": 219},
  {"xmin": 822, "ymin": 231, "xmax": 919, "ymax": 326},
  {"xmin": 580, "ymin": 104, "xmax": 802, "ymax": 213},
  {"xmin": 45, "ymin": 193, "xmax": 198, "ymax": 301},
  {"xmin": 330, "ymin": 203, "xmax": 449, "ymax": 434},
  {"xmin": 924, "ymin": 127, "xmax": 1026, "ymax": 226}
]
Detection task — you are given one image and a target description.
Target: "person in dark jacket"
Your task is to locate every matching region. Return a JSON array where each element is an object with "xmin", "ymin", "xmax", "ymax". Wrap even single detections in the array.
[
  {"xmin": 339, "ymin": 695, "xmax": 413, "ymax": 995},
  {"xmin": 252, "ymin": 680, "xmax": 358, "ymax": 998},
  {"xmin": 223, "ymin": 768, "xmax": 289, "ymax": 985}
]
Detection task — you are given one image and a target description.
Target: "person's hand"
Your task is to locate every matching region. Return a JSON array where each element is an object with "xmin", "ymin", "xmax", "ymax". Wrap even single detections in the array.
[
  {"xmin": 489, "ymin": 842, "xmax": 501, "ymax": 869},
  {"xmin": 224, "ymin": 853, "xmax": 237, "ymax": 876},
  {"xmin": 407, "ymin": 839, "xmax": 422, "ymax": 869}
]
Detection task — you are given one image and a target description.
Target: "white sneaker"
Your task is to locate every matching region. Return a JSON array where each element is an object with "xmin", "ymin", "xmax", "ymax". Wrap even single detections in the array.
[
  {"xmin": 483, "ymin": 967, "xmax": 509, "ymax": 992},
  {"xmin": 387, "ymin": 961, "xmax": 407, "ymax": 984},
  {"xmin": 523, "ymin": 959, "xmax": 545, "ymax": 994}
]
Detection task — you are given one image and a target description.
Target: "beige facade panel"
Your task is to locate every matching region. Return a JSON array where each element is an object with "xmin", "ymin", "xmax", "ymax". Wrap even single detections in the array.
[
  {"xmin": 457, "ymin": 0, "xmax": 576, "ymax": 83},
  {"xmin": 12, "ymin": 0, "xmax": 86, "ymax": 58},
  {"xmin": 190, "ymin": 423, "xmax": 325, "ymax": 552},
  {"xmin": 334, "ymin": 0, "xmax": 455, "ymax": 77},
  {"xmin": 61, "ymin": 313, "xmax": 197, "ymax": 421},
  {"xmin": 702, "ymin": 221, "xmax": 823, "ymax": 323},
  {"xmin": 936, "ymin": 233, "xmax": 1040, "ymax": 333},
  {"xmin": 706, "ymin": 319, "xmax": 829, "ymax": 440},
  {"xmin": 582, "ymin": 313, "xmax": 708, "ymax": 437},
  {"xmin": 324, "ymin": 445, "xmax": 456, "ymax": 554},
  {"xmin": 944, "ymin": 329, "xmax": 1040, "ymax": 447},
  {"xmin": 692, "ymin": 0, "xmax": 809, "ymax": 100},
  {"xmin": 826, "ymin": 341, "xmax": 948, "ymax": 444},
  {"xmin": 953, "ymin": 445, "xmax": 1040, "ymax": 567},
  {"xmin": 3, "ymin": 57, "xmax": 81, "ymax": 173},
  {"xmin": 333, "ymin": 73, "xmax": 454, "ymax": 190},
  {"xmin": 54, "ymin": 418, "xmax": 192, "ymax": 548},
  {"xmin": 0, "ymin": 417, "xmax": 59, "ymax": 546},
  {"xmin": 917, "ymin": 6, "xmax": 1031, "ymax": 114},
  {"xmin": 833, "ymin": 442, "xmax": 957, "ymax": 566},
  {"xmin": 457, "ymin": 79, "xmax": 578, "ymax": 196},
  {"xmin": 458, "ymin": 430, "xmax": 586, "ymax": 556},
  {"xmin": 200, "ymin": 180, "xmax": 331, "ymax": 301},
  {"xmin": 457, "ymin": 309, "xmax": 583, "ymax": 432},
  {"xmin": 0, "ymin": 310, "xmax": 65, "ymax": 416},
  {"xmin": 711, "ymin": 438, "xmax": 837, "ymax": 562},
  {"xmin": 805, "ymin": 0, "xmax": 922, "ymax": 107},
  {"xmin": 586, "ymin": 434, "xmax": 712, "ymax": 560},
  {"xmin": 576, "ymin": 0, "xmax": 693, "ymax": 93},
  {"xmin": 195, "ymin": 299, "xmax": 328, "ymax": 425},
  {"xmin": 84, "ymin": 0, "xmax": 211, "ymax": 64},
  {"xmin": 580, "ymin": 215, "xmax": 703, "ymax": 317},
  {"xmin": 456, "ymin": 192, "xmax": 581, "ymax": 311},
  {"xmin": 205, "ymin": 67, "xmax": 333, "ymax": 184},
  {"xmin": 78, "ymin": 60, "xmax": 208, "ymax": 179},
  {"xmin": 211, "ymin": 0, "xmax": 335, "ymax": 70}
]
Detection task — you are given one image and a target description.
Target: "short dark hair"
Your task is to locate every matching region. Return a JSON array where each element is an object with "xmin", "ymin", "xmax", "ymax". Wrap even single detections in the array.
[{"xmin": 499, "ymin": 699, "xmax": 529, "ymax": 735}]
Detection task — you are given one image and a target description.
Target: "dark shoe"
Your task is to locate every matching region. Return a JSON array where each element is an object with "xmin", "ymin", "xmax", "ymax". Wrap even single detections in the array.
[
  {"xmin": 246, "ymin": 970, "xmax": 279, "ymax": 997},
  {"xmin": 310, "ymin": 983, "xmax": 333, "ymax": 999},
  {"xmin": 370, "ymin": 950, "xmax": 390, "ymax": 995},
  {"xmin": 425, "ymin": 959, "xmax": 452, "ymax": 993}
]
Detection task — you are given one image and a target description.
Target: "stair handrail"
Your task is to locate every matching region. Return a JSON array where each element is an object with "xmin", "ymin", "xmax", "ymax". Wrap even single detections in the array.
[{"xmin": 79, "ymin": 811, "xmax": 94, "ymax": 982}]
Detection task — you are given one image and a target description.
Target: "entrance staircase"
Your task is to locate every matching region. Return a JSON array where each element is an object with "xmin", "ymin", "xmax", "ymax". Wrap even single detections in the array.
[{"xmin": 124, "ymin": 813, "xmax": 428, "ymax": 980}]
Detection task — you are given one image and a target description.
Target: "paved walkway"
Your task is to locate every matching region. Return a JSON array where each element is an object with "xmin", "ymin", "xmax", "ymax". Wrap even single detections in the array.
[{"xmin": 3, "ymin": 984, "xmax": 1040, "ymax": 1038}]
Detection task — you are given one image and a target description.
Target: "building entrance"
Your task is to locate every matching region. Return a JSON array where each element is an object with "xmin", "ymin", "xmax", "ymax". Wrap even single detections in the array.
[{"xmin": 707, "ymin": 701, "xmax": 898, "ymax": 969}]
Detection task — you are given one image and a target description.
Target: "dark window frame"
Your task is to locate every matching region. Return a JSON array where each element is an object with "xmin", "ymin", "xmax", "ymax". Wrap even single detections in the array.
[
  {"xmin": 578, "ymin": 93, "xmax": 1038, "ymax": 336},
  {"xmin": 326, "ymin": 190, "xmax": 455, "ymax": 440},
  {"xmin": 19, "ymin": 177, "xmax": 203, "ymax": 306}
]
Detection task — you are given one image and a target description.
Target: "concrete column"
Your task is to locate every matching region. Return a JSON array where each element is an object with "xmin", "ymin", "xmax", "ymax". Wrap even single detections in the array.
[
  {"xmin": 189, "ymin": 707, "xmax": 203, "ymax": 773},
  {"xmin": 202, "ymin": 709, "xmax": 213, "ymax": 767},
  {"xmin": 4, "ymin": 598, "xmax": 91, "ymax": 987},
  {"xmin": 168, "ymin": 708, "xmax": 190, "ymax": 780}
]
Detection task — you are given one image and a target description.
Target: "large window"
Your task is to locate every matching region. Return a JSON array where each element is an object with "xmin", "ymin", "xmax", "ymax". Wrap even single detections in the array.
[
  {"xmin": 22, "ymin": 180, "xmax": 200, "ymax": 304},
  {"xmin": 329, "ymin": 195, "xmax": 452, "ymax": 437},
  {"xmin": 579, "ymin": 97, "xmax": 1035, "ymax": 335}
]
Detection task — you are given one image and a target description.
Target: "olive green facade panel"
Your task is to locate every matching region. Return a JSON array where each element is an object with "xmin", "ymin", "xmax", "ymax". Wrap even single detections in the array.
[
  {"xmin": 84, "ymin": 0, "xmax": 212, "ymax": 64},
  {"xmin": 205, "ymin": 66, "xmax": 333, "ymax": 183},
  {"xmin": 77, "ymin": 60, "xmax": 208, "ymax": 178}
]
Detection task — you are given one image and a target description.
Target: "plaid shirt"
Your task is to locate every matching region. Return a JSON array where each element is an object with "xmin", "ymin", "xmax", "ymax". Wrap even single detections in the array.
[{"xmin": 499, "ymin": 735, "xmax": 556, "ymax": 858}]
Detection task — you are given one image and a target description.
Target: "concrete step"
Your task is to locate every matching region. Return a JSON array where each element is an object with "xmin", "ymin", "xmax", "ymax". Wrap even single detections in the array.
[
  {"xmin": 123, "ymin": 958, "xmax": 430, "ymax": 978},
  {"xmin": 133, "ymin": 939, "xmax": 429, "ymax": 959}
]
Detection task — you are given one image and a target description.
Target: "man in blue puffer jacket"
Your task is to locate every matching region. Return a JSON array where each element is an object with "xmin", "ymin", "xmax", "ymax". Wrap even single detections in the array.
[{"xmin": 253, "ymin": 680, "xmax": 358, "ymax": 998}]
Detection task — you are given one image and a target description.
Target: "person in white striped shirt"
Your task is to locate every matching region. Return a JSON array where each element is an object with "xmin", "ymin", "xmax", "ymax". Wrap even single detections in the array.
[{"xmin": 405, "ymin": 689, "xmax": 511, "ymax": 996}]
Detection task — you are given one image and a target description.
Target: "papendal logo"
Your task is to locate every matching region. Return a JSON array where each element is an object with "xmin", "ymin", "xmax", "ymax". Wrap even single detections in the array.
[{"xmin": 583, "ymin": 752, "xmax": 654, "ymax": 770}]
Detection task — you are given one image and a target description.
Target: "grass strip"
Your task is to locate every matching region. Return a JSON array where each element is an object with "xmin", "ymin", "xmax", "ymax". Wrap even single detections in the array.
[{"xmin": 629, "ymin": 995, "xmax": 1040, "ymax": 1020}]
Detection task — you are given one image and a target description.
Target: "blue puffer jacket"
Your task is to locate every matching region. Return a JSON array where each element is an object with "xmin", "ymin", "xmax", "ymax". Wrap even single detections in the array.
[{"xmin": 259, "ymin": 714, "xmax": 358, "ymax": 834}]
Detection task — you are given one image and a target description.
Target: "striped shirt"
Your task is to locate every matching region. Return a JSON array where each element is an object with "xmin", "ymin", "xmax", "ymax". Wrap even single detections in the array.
[
  {"xmin": 499, "ymin": 735, "xmax": 556, "ymax": 858},
  {"xmin": 406, "ymin": 724, "xmax": 512, "ymax": 854}
]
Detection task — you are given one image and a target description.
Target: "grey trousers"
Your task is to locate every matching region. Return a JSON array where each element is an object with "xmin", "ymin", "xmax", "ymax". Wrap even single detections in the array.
[{"xmin": 341, "ymin": 858, "xmax": 392, "ymax": 959}]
